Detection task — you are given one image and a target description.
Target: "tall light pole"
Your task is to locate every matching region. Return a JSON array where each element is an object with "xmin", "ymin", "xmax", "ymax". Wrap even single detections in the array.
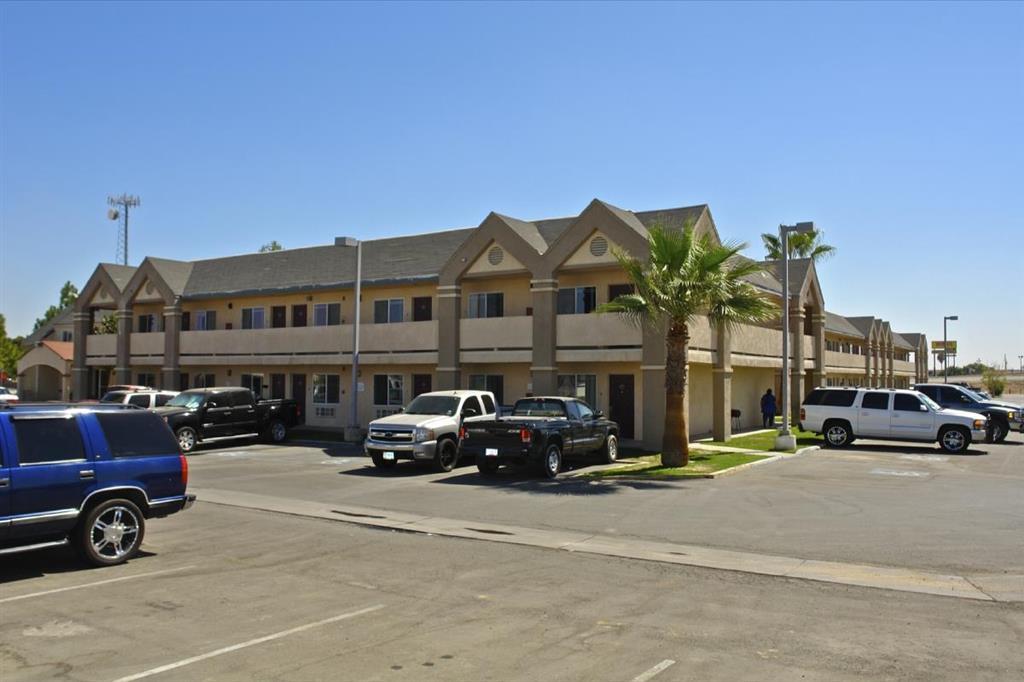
[
  {"xmin": 775, "ymin": 221, "xmax": 815, "ymax": 451},
  {"xmin": 107, "ymin": 194, "xmax": 140, "ymax": 265},
  {"xmin": 337, "ymin": 237, "xmax": 363, "ymax": 441},
  {"xmin": 1018, "ymin": 354, "xmax": 1022, "ymax": 375},
  {"xmin": 943, "ymin": 315, "xmax": 958, "ymax": 382}
]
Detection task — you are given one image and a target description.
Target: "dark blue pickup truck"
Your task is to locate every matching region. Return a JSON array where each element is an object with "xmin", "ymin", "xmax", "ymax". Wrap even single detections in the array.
[{"xmin": 0, "ymin": 404, "xmax": 194, "ymax": 566}]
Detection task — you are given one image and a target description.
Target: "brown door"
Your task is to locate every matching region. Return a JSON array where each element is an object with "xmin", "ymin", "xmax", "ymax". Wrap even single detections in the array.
[
  {"xmin": 608, "ymin": 374, "xmax": 635, "ymax": 439},
  {"xmin": 413, "ymin": 374, "xmax": 432, "ymax": 397},
  {"xmin": 292, "ymin": 304, "xmax": 307, "ymax": 327},
  {"xmin": 271, "ymin": 373, "xmax": 286, "ymax": 399},
  {"xmin": 272, "ymin": 306, "xmax": 287, "ymax": 328},
  {"xmin": 413, "ymin": 297, "xmax": 432, "ymax": 322},
  {"xmin": 291, "ymin": 374, "xmax": 306, "ymax": 423}
]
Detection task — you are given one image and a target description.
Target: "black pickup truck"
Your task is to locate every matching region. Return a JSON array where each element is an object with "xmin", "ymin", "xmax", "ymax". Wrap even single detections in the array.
[
  {"xmin": 459, "ymin": 397, "xmax": 619, "ymax": 479},
  {"xmin": 155, "ymin": 387, "xmax": 301, "ymax": 453}
]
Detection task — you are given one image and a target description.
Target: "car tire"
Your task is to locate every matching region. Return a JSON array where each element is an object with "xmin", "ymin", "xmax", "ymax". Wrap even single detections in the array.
[
  {"xmin": 822, "ymin": 420, "xmax": 853, "ymax": 448},
  {"xmin": 176, "ymin": 426, "xmax": 198, "ymax": 453},
  {"xmin": 266, "ymin": 419, "xmax": 287, "ymax": 444},
  {"xmin": 939, "ymin": 426, "xmax": 971, "ymax": 453},
  {"xmin": 434, "ymin": 438, "xmax": 458, "ymax": 473},
  {"xmin": 601, "ymin": 434, "xmax": 619, "ymax": 464},
  {"xmin": 76, "ymin": 498, "xmax": 146, "ymax": 567},
  {"xmin": 541, "ymin": 443, "xmax": 562, "ymax": 479},
  {"xmin": 371, "ymin": 453, "xmax": 396, "ymax": 469},
  {"xmin": 477, "ymin": 458, "xmax": 499, "ymax": 476},
  {"xmin": 987, "ymin": 420, "xmax": 1008, "ymax": 444}
]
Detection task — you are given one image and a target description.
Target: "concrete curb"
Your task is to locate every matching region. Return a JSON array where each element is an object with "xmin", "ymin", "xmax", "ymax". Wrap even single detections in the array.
[{"xmin": 190, "ymin": 486, "xmax": 1022, "ymax": 603}]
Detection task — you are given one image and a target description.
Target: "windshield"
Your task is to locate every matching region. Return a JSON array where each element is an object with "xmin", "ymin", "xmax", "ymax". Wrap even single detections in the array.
[
  {"xmin": 100, "ymin": 391, "xmax": 128, "ymax": 403},
  {"xmin": 404, "ymin": 395, "xmax": 460, "ymax": 416},
  {"xmin": 960, "ymin": 387, "xmax": 986, "ymax": 402},
  {"xmin": 166, "ymin": 391, "xmax": 205, "ymax": 409},
  {"xmin": 919, "ymin": 393, "xmax": 942, "ymax": 411},
  {"xmin": 511, "ymin": 399, "xmax": 567, "ymax": 418}
]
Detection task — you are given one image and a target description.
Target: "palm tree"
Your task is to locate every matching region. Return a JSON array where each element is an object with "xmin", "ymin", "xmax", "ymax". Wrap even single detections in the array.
[
  {"xmin": 761, "ymin": 228, "xmax": 836, "ymax": 262},
  {"xmin": 598, "ymin": 224, "xmax": 777, "ymax": 467}
]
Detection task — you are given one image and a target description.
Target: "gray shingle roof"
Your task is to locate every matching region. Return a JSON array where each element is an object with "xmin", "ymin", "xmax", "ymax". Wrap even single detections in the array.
[
  {"xmin": 100, "ymin": 263, "xmax": 137, "ymax": 291},
  {"xmin": 899, "ymin": 332, "xmax": 924, "ymax": 347},
  {"xmin": 769, "ymin": 258, "xmax": 814, "ymax": 296},
  {"xmin": 24, "ymin": 306, "xmax": 73, "ymax": 345},
  {"xmin": 825, "ymin": 312, "xmax": 865, "ymax": 338},
  {"xmin": 148, "ymin": 258, "xmax": 194, "ymax": 296},
  {"xmin": 493, "ymin": 214, "xmax": 548, "ymax": 254},
  {"xmin": 845, "ymin": 316, "xmax": 878, "ymax": 338},
  {"xmin": 891, "ymin": 332, "xmax": 914, "ymax": 350}
]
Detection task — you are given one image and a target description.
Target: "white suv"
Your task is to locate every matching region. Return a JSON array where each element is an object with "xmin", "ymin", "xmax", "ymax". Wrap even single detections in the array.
[
  {"xmin": 800, "ymin": 387, "xmax": 988, "ymax": 453},
  {"xmin": 100, "ymin": 389, "xmax": 179, "ymax": 410}
]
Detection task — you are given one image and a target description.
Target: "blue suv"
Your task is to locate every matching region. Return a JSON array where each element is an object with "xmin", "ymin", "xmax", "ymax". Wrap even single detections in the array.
[{"xmin": 0, "ymin": 404, "xmax": 194, "ymax": 566}]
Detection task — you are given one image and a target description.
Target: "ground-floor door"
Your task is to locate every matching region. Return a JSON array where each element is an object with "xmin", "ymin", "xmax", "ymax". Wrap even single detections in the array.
[
  {"xmin": 608, "ymin": 374, "xmax": 635, "ymax": 439},
  {"xmin": 291, "ymin": 374, "xmax": 307, "ymax": 424}
]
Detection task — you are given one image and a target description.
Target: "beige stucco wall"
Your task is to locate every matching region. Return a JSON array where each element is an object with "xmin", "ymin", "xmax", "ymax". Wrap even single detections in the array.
[
  {"xmin": 687, "ymin": 364, "xmax": 714, "ymax": 437},
  {"xmin": 731, "ymin": 367, "xmax": 777, "ymax": 431},
  {"xmin": 465, "ymin": 240, "xmax": 529, "ymax": 276},
  {"xmin": 561, "ymin": 230, "xmax": 624, "ymax": 269}
]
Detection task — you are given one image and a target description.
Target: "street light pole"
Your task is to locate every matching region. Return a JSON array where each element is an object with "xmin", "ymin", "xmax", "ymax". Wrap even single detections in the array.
[
  {"xmin": 775, "ymin": 221, "xmax": 815, "ymax": 451},
  {"xmin": 337, "ymin": 237, "xmax": 363, "ymax": 442},
  {"xmin": 943, "ymin": 315, "xmax": 958, "ymax": 382}
]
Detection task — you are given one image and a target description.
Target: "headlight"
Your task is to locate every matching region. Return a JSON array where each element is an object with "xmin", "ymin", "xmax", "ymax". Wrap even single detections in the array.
[
  {"xmin": 413, "ymin": 427, "xmax": 435, "ymax": 442},
  {"xmin": 974, "ymin": 419, "xmax": 985, "ymax": 430},
  {"xmin": 1008, "ymin": 412, "xmax": 1017, "ymax": 421}
]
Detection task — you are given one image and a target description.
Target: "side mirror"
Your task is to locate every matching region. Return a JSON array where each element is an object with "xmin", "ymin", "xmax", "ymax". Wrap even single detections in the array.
[
  {"xmin": 594, "ymin": 411, "xmax": 605, "ymax": 419},
  {"xmin": 920, "ymin": 404, "xmax": 928, "ymax": 412}
]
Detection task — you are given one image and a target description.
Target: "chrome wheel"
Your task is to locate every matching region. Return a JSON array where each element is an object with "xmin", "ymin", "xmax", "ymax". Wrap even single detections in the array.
[
  {"xmin": 90, "ymin": 505, "xmax": 140, "ymax": 561},
  {"xmin": 826, "ymin": 425, "xmax": 849, "ymax": 446},
  {"xmin": 544, "ymin": 445, "xmax": 561, "ymax": 478},
  {"xmin": 270, "ymin": 421, "xmax": 287, "ymax": 442},
  {"xmin": 605, "ymin": 435, "xmax": 618, "ymax": 463},
  {"xmin": 177, "ymin": 428, "xmax": 196, "ymax": 452},
  {"xmin": 942, "ymin": 429, "xmax": 967, "ymax": 452}
]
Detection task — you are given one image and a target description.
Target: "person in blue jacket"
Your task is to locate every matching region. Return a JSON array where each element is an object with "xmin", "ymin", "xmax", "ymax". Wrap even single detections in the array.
[{"xmin": 760, "ymin": 388, "xmax": 777, "ymax": 428}]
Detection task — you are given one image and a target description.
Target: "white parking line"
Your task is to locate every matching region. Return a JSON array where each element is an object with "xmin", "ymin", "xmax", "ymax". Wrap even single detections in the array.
[
  {"xmin": 631, "ymin": 659, "xmax": 676, "ymax": 682},
  {"xmin": 111, "ymin": 604, "xmax": 385, "ymax": 682},
  {"xmin": 0, "ymin": 565, "xmax": 195, "ymax": 605},
  {"xmin": 899, "ymin": 454, "xmax": 949, "ymax": 462},
  {"xmin": 869, "ymin": 468, "xmax": 929, "ymax": 477}
]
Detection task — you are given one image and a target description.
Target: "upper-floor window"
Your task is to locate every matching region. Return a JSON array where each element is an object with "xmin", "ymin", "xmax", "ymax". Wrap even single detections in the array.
[
  {"xmin": 137, "ymin": 314, "xmax": 158, "ymax": 333},
  {"xmin": 467, "ymin": 293, "xmax": 503, "ymax": 319},
  {"xmin": 557, "ymin": 286, "xmax": 596, "ymax": 315},
  {"xmin": 313, "ymin": 303, "xmax": 341, "ymax": 326},
  {"xmin": 184, "ymin": 310, "xmax": 217, "ymax": 331},
  {"xmin": 241, "ymin": 307, "xmax": 265, "ymax": 330},
  {"xmin": 374, "ymin": 299, "xmax": 404, "ymax": 324},
  {"xmin": 60, "ymin": 330, "xmax": 73, "ymax": 342}
]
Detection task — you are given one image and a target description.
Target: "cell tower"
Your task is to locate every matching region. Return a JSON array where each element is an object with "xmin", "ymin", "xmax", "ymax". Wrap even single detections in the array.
[{"xmin": 107, "ymin": 194, "xmax": 140, "ymax": 265}]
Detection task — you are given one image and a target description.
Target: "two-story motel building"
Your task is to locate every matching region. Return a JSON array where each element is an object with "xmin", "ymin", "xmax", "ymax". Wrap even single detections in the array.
[{"xmin": 70, "ymin": 199, "xmax": 928, "ymax": 450}]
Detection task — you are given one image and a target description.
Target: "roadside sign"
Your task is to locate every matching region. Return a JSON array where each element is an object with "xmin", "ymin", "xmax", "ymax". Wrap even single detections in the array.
[{"xmin": 931, "ymin": 340, "xmax": 957, "ymax": 353}]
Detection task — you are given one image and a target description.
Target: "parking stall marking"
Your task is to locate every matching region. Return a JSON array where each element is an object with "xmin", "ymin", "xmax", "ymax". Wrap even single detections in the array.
[
  {"xmin": 869, "ymin": 468, "xmax": 929, "ymax": 478},
  {"xmin": 631, "ymin": 659, "xmax": 676, "ymax": 682},
  {"xmin": 898, "ymin": 454, "xmax": 949, "ymax": 462},
  {"xmin": 0, "ymin": 565, "xmax": 196, "ymax": 605},
  {"xmin": 110, "ymin": 604, "xmax": 385, "ymax": 682}
]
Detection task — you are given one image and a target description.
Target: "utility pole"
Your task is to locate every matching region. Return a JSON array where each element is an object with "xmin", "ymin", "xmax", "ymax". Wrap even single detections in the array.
[
  {"xmin": 107, "ymin": 194, "xmax": 140, "ymax": 265},
  {"xmin": 942, "ymin": 315, "xmax": 958, "ymax": 383}
]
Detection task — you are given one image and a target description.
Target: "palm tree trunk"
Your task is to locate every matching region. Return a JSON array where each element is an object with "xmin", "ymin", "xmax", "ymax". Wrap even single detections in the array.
[{"xmin": 662, "ymin": 321, "xmax": 690, "ymax": 467}]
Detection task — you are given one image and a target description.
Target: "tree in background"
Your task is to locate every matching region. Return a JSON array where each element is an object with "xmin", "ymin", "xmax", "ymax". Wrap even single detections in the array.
[
  {"xmin": 93, "ymin": 313, "xmax": 118, "ymax": 335},
  {"xmin": 259, "ymin": 241, "xmax": 284, "ymax": 252},
  {"xmin": 598, "ymin": 224, "xmax": 777, "ymax": 467},
  {"xmin": 761, "ymin": 228, "xmax": 837, "ymax": 262},
  {"xmin": 33, "ymin": 281, "xmax": 79, "ymax": 331},
  {"xmin": 0, "ymin": 314, "xmax": 26, "ymax": 380}
]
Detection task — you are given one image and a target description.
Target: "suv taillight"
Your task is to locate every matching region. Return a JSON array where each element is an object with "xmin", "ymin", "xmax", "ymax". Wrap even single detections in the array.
[
  {"xmin": 180, "ymin": 454, "xmax": 189, "ymax": 487},
  {"xmin": 800, "ymin": 408, "xmax": 806, "ymax": 421},
  {"xmin": 520, "ymin": 427, "xmax": 532, "ymax": 443}
]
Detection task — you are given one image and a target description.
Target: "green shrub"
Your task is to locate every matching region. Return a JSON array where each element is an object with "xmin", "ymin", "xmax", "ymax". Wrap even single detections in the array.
[{"xmin": 981, "ymin": 368, "xmax": 1006, "ymax": 397}]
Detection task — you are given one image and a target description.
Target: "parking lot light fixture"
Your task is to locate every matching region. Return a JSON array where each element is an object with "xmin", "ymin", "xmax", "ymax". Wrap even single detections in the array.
[
  {"xmin": 337, "ymin": 237, "xmax": 362, "ymax": 442},
  {"xmin": 943, "ymin": 315, "xmax": 958, "ymax": 383},
  {"xmin": 775, "ymin": 221, "xmax": 815, "ymax": 452}
]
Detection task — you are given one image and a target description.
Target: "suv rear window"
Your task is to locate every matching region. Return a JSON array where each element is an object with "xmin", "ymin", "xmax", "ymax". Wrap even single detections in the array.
[
  {"xmin": 893, "ymin": 394, "xmax": 924, "ymax": 412},
  {"xmin": 13, "ymin": 416, "xmax": 86, "ymax": 464},
  {"xmin": 821, "ymin": 390, "xmax": 857, "ymax": 407},
  {"xmin": 128, "ymin": 394, "xmax": 151, "ymax": 408},
  {"xmin": 803, "ymin": 389, "xmax": 826, "ymax": 406},
  {"xmin": 96, "ymin": 411, "xmax": 179, "ymax": 458},
  {"xmin": 861, "ymin": 392, "xmax": 889, "ymax": 410}
]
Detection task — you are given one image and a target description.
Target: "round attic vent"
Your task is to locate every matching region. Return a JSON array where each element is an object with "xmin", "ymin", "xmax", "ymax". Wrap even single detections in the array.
[
  {"xmin": 488, "ymin": 246, "xmax": 504, "ymax": 266},
  {"xmin": 589, "ymin": 235, "xmax": 609, "ymax": 257}
]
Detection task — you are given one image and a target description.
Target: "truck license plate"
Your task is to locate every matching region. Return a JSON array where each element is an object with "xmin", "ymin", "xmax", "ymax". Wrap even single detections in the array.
[
  {"xmin": 485, "ymin": 448, "xmax": 498, "ymax": 457},
  {"xmin": 383, "ymin": 451, "xmax": 395, "ymax": 461}
]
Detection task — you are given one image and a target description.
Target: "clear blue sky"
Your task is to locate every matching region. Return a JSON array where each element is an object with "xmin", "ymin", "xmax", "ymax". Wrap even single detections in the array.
[{"xmin": 1, "ymin": 1, "xmax": 1021, "ymax": 365}]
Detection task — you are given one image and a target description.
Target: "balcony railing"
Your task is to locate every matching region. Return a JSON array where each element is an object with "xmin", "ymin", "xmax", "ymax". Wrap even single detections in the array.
[
  {"xmin": 460, "ymin": 316, "xmax": 532, "ymax": 350},
  {"xmin": 556, "ymin": 314, "xmax": 640, "ymax": 348}
]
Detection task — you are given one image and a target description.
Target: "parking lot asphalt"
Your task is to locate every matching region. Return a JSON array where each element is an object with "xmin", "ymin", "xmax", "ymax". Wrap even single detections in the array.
[
  {"xmin": 3, "ymin": 503, "xmax": 1023, "ymax": 682},
  {"xmin": 180, "ymin": 434, "xmax": 1024, "ymax": 576}
]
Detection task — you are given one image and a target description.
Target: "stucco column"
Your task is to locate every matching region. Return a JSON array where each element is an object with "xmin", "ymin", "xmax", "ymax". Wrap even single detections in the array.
[
  {"xmin": 886, "ymin": 345, "xmax": 895, "ymax": 388},
  {"xmin": 71, "ymin": 310, "xmax": 91, "ymax": 400},
  {"xmin": 864, "ymin": 342, "xmax": 873, "ymax": 386},
  {"xmin": 712, "ymin": 322, "xmax": 733, "ymax": 441},
  {"xmin": 789, "ymin": 305, "xmax": 805, "ymax": 424},
  {"xmin": 530, "ymin": 278, "xmax": 558, "ymax": 396},
  {"xmin": 811, "ymin": 313, "xmax": 826, "ymax": 389},
  {"xmin": 162, "ymin": 302, "xmax": 181, "ymax": 390},
  {"xmin": 641, "ymin": 321, "xmax": 667, "ymax": 451},
  {"xmin": 436, "ymin": 284, "xmax": 461, "ymax": 390},
  {"xmin": 115, "ymin": 307, "xmax": 133, "ymax": 385}
]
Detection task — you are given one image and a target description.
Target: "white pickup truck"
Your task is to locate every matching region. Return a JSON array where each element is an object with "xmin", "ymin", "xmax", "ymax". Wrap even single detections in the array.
[
  {"xmin": 363, "ymin": 390, "xmax": 497, "ymax": 471},
  {"xmin": 800, "ymin": 387, "xmax": 988, "ymax": 453}
]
